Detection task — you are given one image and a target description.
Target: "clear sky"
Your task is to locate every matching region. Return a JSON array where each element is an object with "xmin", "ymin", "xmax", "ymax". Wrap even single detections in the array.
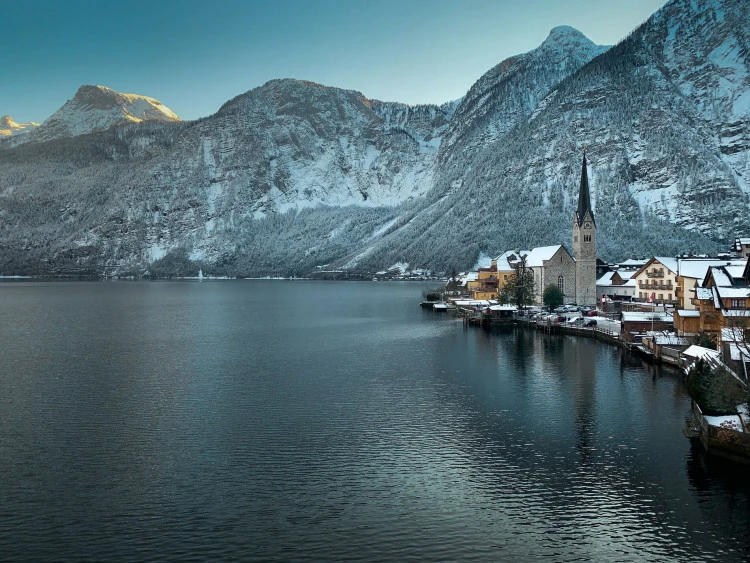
[{"xmin": 2, "ymin": 0, "xmax": 667, "ymax": 123}]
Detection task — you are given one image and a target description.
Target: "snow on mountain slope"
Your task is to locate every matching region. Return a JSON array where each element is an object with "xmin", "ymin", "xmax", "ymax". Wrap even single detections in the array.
[
  {"xmin": 22, "ymin": 85, "xmax": 180, "ymax": 144},
  {"xmin": 0, "ymin": 115, "xmax": 39, "ymax": 137},
  {"xmin": 439, "ymin": 26, "xmax": 608, "ymax": 169},
  {"xmin": 0, "ymin": 1, "xmax": 746, "ymax": 277},
  {"xmin": 645, "ymin": 0, "xmax": 750, "ymax": 193}
]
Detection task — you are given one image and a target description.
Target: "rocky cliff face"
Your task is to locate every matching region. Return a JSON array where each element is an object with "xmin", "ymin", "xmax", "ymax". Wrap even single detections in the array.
[{"xmin": 0, "ymin": 0, "xmax": 747, "ymax": 277}]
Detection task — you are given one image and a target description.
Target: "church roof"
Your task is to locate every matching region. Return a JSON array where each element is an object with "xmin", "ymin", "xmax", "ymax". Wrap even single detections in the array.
[
  {"xmin": 575, "ymin": 152, "xmax": 595, "ymax": 227},
  {"xmin": 525, "ymin": 245, "xmax": 567, "ymax": 267}
]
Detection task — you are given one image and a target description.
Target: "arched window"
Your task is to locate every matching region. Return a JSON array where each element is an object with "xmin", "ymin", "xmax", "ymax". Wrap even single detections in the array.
[{"xmin": 558, "ymin": 275, "xmax": 564, "ymax": 294}]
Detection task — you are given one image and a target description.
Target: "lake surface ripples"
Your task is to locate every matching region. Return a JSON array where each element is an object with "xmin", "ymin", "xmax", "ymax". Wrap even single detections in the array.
[{"xmin": 1, "ymin": 280, "xmax": 749, "ymax": 561}]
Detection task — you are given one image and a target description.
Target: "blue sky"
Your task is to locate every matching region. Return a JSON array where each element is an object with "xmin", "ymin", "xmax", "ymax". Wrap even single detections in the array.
[{"xmin": 2, "ymin": 0, "xmax": 667, "ymax": 123}]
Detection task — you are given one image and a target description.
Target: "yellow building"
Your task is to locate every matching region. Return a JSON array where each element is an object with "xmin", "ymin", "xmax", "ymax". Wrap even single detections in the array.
[{"xmin": 467, "ymin": 254, "xmax": 519, "ymax": 301}]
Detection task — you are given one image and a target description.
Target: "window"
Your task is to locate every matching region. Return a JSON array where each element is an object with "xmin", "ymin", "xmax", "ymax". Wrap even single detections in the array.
[
  {"xmin": 558, "ymin": 276, "xmax": 564, "ymax": 294},
  {"xmin": 730, "ymin": 299, "xmax": 745, "ymax": 308},
  {"xmin": 668, "ymin": 293, "xmax": 672, "ymax": 301},
  {"xmin": 574, "ymin": 236, "xmax": 578, "ymax": 243}
]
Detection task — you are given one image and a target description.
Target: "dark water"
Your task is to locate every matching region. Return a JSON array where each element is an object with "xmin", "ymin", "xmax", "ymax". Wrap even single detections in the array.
[{"xmin": 1, "ymin": 280, "xmax": 749, "ymax": 561}]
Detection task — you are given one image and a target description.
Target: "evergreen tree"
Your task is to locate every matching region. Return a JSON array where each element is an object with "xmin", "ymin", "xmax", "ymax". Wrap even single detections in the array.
[
  {"xmin": 543, "ymin": 283, "xmax": 564, "ymax": 310},
  {"xmin": 500, "ymin": 257, "xmax": 535, "ymax": 308}
]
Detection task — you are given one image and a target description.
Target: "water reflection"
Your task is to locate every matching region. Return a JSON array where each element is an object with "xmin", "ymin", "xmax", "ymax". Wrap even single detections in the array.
[{"xmin": 2, "ymin": 282, "xmax": 750, "ymax": 561}]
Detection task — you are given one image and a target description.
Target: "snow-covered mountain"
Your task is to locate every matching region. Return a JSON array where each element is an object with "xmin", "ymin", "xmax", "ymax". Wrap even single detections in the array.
[
  {"xmin": 438, "ymin": 25, "xmax": 609, "ymax": 168},
  {"xmin": 0, "ymin": 0, "xmax": 746, "ymax": 277},
  {"xmin": 0, "ymin": 115, "xmax": 39, "ymax": 137},
  {"xmin": 10, "ymin": 85, "xmax": 180, "ymax": 145}
]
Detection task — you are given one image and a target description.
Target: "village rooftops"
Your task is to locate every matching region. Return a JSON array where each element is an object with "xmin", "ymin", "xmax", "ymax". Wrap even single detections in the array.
[{"xmin": 677, "ymin": 258, "xmax": 744, "ymax": 280}]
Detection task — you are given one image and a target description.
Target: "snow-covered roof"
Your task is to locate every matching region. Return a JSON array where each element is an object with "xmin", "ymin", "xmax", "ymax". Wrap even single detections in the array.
[
  {"xmin": 597, "ymin": 270, "xmax": 637, "ymax": 286},
  {"xmin": 615, "ymin": 270, "xmax": 637, "ymax": 280},
  {"xmin": 654, "ymin": 257, "xmax": 678, "ymax": 274},
  {"xmin": 676, "ymin": 309, "xmax": 701, "ymax": 317},
  {"xmin": 725, "ymin": 265, "xmax": 746, "ymax": 279},
  {"xmin": 525, "ymin": 245, "xmax": 564, "ymax": 267},
  {"xmin": 709, "ymin": 266, "xmax": 733, "ymax": 287},
  {"xmin": 652, "ymin": 335, "xmax": 690, "ymax": 346},
  {"xmin": 695, "ymin": 287, "xmax": 714, "ymax": 300},
  {"xmin": 489, "ymin": 305, "xmax": 517, "ymax": 311},
  {"xmin": 619, "ymin": 259, "xmax": 648, "ymax": 267},
  {"xmin": 717, "ymin": 287, "xmax": 750, "ymax": 298},
  {"xmin": 596, "ymin": 271, "xmax": 616, "ymax": 286},
  {"xmin": 677, "ymin": 259, "xmax": 733, "ymax": 280},
  {"xmin": 465, "ymin": 272, "xmax": 478, "ymax": 281},
  {"xmin": 454, "ymin": 300, "xmax": 489, "ymax": 306},
  {"xmin": 682, "ymin": 345, "xmax": 721, "ymax": 360},
  {"xmin": 622, "ymin": 312, "xmax": 673, "ymax": 322}
]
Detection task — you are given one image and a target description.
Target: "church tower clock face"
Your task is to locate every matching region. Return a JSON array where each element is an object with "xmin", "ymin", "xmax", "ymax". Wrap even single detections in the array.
[{"xmin": 584, "ymin": 221, "xmax": 591, "ymax": 229}]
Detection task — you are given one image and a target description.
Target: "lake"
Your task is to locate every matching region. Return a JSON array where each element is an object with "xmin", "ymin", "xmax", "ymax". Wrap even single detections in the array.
[{"xmin": 1, "ymin": 280, "xmax": 748, "ymax": 561}]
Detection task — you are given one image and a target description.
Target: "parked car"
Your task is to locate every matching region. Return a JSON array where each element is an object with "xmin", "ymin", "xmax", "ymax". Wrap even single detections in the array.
[
  {"xmin": 586, "ymin": 310, "xmax": 598, "ymax": 317},
  {"xmin": 583, "ymin": 319, "xmax": 597, "ymax": 327}
]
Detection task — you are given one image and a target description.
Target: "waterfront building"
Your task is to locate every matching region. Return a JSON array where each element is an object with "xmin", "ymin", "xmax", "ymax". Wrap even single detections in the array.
[
  {"xmin": 631, "ymin": 257, "xmax": 679, "ymax": 305},
  {"xmin": 675, "ymin": 258, "xmax": 745, "ymax": 309}
]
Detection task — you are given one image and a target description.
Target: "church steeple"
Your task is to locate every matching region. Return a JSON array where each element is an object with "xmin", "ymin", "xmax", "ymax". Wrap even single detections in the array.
[
  {"xmin": 572, "ymin": 147, "xmax": 597, "ymax": 306},
  {"xmin": 575, "ymin": 149, "xmax": 594, "ymax": 227}
]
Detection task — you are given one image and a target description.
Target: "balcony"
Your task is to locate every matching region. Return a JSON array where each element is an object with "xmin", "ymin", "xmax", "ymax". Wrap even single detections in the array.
[
  {"xmin": 638, "ymin": 282, "xmax": 673, "ymax": 290},
  {"xmin": 646, "ymin": 270, "xmax": 665, "ymax": 278}
]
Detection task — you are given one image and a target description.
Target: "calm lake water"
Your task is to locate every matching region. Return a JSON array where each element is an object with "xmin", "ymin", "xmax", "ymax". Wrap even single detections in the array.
[{"xmin": 1, "ymin": 280, "xmax": 749, "ymax": 561}]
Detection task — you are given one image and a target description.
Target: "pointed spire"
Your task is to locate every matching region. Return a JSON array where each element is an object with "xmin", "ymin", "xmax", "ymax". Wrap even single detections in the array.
[{"xmin": 575, "ymin": 147, "xmax": 594, "ymax": 227}]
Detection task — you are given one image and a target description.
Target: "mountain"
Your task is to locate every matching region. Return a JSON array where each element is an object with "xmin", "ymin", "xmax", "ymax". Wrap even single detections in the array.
[
  {"xmin": 0, "ymin": 0, "xmax": 747, "ymax": 277},
  {"xmin": 378, "ymin": 0, "xmax": 747, "ymax": 270},
  {"xmin": 438, "ymin": 26, "xmax": 609, "ymax": 168},
  {"xmin": 0, "ymin": 115, "xmax": 39, "ymax": 137},
  {"xmin": 9, "ymin": 85, "xmax": 180, "ymax": 145}
]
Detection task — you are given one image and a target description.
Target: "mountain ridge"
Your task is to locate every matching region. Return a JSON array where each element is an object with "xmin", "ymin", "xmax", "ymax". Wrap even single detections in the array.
[{"xmin": 0, "ymin": 3, "xmax": 746, "ymax": 277}]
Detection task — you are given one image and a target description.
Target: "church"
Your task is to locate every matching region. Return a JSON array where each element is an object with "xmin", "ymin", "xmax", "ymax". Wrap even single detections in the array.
[
  {"xmin": 507, "ymin": 151, "xmax": 597, "ymax": 307},
  {"xmin": 477, "ymin": 151, "xmax": 597, "ymax": 306},
  {"xmin": 572, "ymin": 150, "xmax": 597, "ymax": 306}
]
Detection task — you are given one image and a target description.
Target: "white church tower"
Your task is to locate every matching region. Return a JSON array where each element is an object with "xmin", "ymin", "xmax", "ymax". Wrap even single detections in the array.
[{"xmin": 572, "ymin": 149, "xmax": 597, "ymax": 306}]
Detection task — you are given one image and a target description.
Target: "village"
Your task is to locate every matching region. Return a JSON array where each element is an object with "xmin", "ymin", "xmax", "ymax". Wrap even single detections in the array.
[{"xmin": 423, "ymin": 152, "xmax": 750, "ymax": 465}]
